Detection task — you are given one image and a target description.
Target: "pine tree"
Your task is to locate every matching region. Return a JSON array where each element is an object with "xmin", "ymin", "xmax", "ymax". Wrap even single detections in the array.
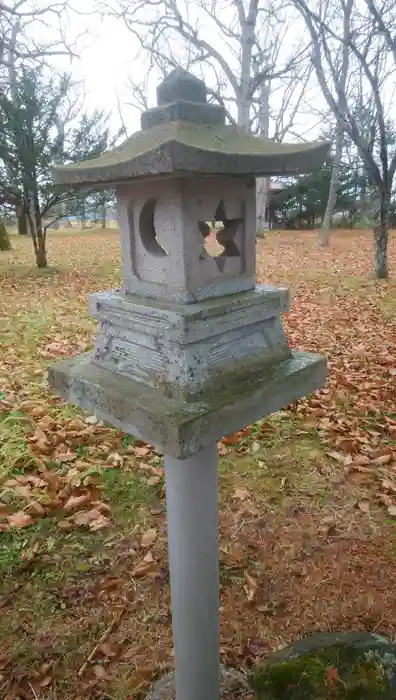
[{"xmin": 0, "ymin": 69, "xmax": 111, "ymax": 267}]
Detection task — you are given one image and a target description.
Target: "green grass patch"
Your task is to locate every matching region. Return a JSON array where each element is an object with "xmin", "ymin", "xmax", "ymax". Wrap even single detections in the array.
[
  {"xmin": 0, "ymin": 410, "xmax": 34, "ymax": 478},
  {"xmin": 101, "ymin": 468, "xmax": 158, "ymax": 524},
  {"xmin": 219, "ymin": 413, "xmax": 331, "ymax": 505}
]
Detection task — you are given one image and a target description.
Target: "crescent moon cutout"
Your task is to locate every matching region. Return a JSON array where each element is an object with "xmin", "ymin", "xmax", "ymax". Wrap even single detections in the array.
[{"xmin": 139, "ymin": 198, "xmax": 168, "ymax": 257}]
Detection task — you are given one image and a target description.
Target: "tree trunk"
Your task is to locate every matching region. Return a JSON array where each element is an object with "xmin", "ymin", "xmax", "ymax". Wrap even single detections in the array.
[
  {"xmin": 373, "ymin": 191, "xmax": 389, "ymax": 279},
  {"xmin": 256, "ymin": 177, "xmax": 269, "ymax": 234},
  {"xmin": 26, "ymin": 184, "xmax": 48, "ymax": 268},
  {"xmin": 35, "ymin": 236, "xmax": 47, "ymax": 268},
  {"xmin": 16, "ymin": 204, "xmax": 27, "ymax": 235},
  {"xmin": 18, "ymin": 214, "xmax": 27, "ymax": 235},
  {"xmin": 320, "ymin": 124, "xmax": 343, "ymax": 246},
  {"xmin": 0, "ymin": 219, "xmax": 11, "ymax": 250},
  {"xmin": 256, "ymin": 80, "xmax": 271, "ymax": 232}
]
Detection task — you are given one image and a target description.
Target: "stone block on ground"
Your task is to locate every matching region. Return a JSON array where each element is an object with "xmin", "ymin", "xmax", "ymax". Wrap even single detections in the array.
[{"xmin": 250, "ymin": 631, "xmax": 396, "ymax": 699}]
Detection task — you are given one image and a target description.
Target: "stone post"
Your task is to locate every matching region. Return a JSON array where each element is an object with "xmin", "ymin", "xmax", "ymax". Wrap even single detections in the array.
[
  {"xmin": 165, "ymin": 447, "xmax": 219, "ymax": 700},
  {"xmin": 49, "ymin": 68, "xmax": 330, "ymax": 700}
]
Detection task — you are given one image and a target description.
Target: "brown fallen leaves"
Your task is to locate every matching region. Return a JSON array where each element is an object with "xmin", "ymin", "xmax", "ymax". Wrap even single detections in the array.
[
  {"xmin": 0, "ymin": 400, "xmax": 168, "ymax": 531},
  {"xmin": 2, "ymin": 229, "xmax": 396, "ymax": 699}
]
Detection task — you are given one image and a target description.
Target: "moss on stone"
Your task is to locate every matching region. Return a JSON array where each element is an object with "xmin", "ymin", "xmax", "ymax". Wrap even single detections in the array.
[
  {"xmin": 250, "ymin": 643, "xmax": 396, "ymax": 699},
  {"xmin": 56, "ymin": 122, "xmax": 326, "ymax": 172}
]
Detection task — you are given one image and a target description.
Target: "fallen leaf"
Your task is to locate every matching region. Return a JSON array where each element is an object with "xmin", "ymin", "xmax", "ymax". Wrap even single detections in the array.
[
  {"xmin": 57, "ymin": 518, "xmax": 74, "ymax": 530},
  {"xmin": 372, "ymin": 453, "xmax": 393, "ymax": 465},
  {"xmin": 20, "ymin": 541, "xmax": 40, "ymax": 561},
  {"xmin": 73, "ymin": 508, "xmax": 102, "ymax": 526},
  {"xmin": 63, "ymin": 492, "xmax": 92, "ymax": 511},
  {"xmin": 26, "ymin": 501, "xmax": 46, "ymax": 517},
  {"xmin": 106, "ymin": 452, "xmax": 123, "ymax": 467},
  {"xmin": 39, "ymin": 675, "xmax": 52, "ymax": 687},
  {"xmin": 234, "ymin": 488, "xmax": 250, "ymax": 501},
  {"xmin": 89, "ymin": 514, "xmax": 111, "ymax": 531},
  {"xmin": 7, "ymin": 512, "xmax": 35, "ymax": 528},
  {"xmin": 31, "ymin": 406, "xmax": 46, "ymax": 418},
  {"xmin": 382, "ymin": 479, "xmax": 396, "ymax": 493},
  {"xmin": 352, "ymin": 454, "xmax": 371, "ymax": 466},
  {"xmin": 99, "ymin": 642, "xmax": 116, "ymax": 658},
  {"xmin": 133, "ymin": 445, "xmax": 151, "ymax": 457},
  {"xmin": 56, "ymin": 452, "xmax": 76, "ymax": 463},
  {"xmin": 147, "ymin": 476, "xmax": 161, "ymax": 486},
  {"xmin": 141, "ymin": 528, "xmax": 158, "ymax": 548},
  {"xmin": 244, "ymin": 571, "xmax": 258, "ymax": 602},
  {"xmin": 139, "ymin": 463, "xmax": 162, "ymax": 477},
  {"xmin": 14, "ymin": 485, "xmax": 33, "ymax": 499},
  {"xmin": 125, "ymin": 666, "xmax": 156, "ymax": 691},
  {"xmin": 358, "ymin": 500, "xmax": 370, "ymax": 513},
  {"xmin": 326, "ymin": 451, "xmax": 346, "ymax": 463},
  {"xmin": 93, "ymin": 664, "xmax": 107, "ymax": 680},
  {"xmin": 325, "ymin": 667, "xmax": 340, "ymax": 686},
  {"xmin": 222, "ymin": 432, "xmax": 242, "ymax": 446},
  {"xmin": 217, "ymin": 442, "xmax": 229, "ymax": 456},
  {"xmin": 131, "ymin": 561, "xmax": 159, "ymax": 578}
]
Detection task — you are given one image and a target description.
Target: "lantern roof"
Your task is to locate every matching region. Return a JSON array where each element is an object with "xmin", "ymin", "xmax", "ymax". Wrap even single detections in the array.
[{"xmin": 53, "ymin": 68, "xmax": 329, "ymax": 187}]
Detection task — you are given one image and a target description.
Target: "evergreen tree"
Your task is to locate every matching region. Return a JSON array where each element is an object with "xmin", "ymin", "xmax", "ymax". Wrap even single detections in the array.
[{"xmin": 0, "ymin": 69, "xmax": 111, "ymax": 267}]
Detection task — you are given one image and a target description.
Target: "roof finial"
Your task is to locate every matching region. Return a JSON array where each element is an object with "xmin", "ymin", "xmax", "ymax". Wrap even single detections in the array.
[
  {"xmin": 140, "ymin": 68, "xmax": 226, "ymax": 130},
  {"xmin": 157, "ymin": 69, "xmax": 207, "ymax": 105}
]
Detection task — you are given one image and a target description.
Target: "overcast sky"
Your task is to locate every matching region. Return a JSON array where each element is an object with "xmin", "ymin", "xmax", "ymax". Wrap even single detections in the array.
[{"xmin": 45, "ymin": 0, "xmax": 323, "ymax": 141}]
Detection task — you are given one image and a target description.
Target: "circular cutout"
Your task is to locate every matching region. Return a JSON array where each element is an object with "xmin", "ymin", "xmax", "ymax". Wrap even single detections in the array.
[{"xmin": 139, "ymin": 198, "xmax": 168, "ymax": 257}]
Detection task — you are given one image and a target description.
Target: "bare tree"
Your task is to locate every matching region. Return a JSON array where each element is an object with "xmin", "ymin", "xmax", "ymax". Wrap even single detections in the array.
[
  {"xmin": 293, "ymin": 0, "xmax": 396, "ymax": 277},
  {"xmin": 0, "ymin": 1, "xmax": 77, "ymax": 74},
  {"xmin": 102, "ymin": 0, "xmax": 314, "ymax": 229},
  {"xmin": 317, "ymin": 0, "xmax": 352, "ymax": 246}
]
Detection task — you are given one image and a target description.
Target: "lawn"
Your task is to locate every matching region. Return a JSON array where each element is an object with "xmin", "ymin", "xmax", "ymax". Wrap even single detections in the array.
[{"xmin": 1, "ymin": 228, "xmax": 396, "ymax": 699}]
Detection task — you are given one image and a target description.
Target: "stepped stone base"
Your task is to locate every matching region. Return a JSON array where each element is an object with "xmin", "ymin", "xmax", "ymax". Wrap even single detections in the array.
[
  {"xmin": 49, "ymin": 349, "xmax": 325, "ymax": 459},
  {"xmin": 49, "ymin": 284, "xmax": 326, "ymax": 458},
  {"xmin": 88, "ymin": 285, "xmax": 292, "ymax": 401}
]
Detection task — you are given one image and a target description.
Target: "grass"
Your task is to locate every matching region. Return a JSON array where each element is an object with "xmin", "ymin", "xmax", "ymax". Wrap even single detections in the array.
[{"xmin": 1, "ymin": 228, "xmax": 396, "ymax": 698}]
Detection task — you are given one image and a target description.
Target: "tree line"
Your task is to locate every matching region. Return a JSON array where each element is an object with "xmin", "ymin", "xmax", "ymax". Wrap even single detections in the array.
[
  {"xmin": 1, "ymin": 0, "xmax": 396, "ymax": 278},
  {"xmin": 101, "ymin": 0, "xmax": 396, "ymax": 278}
]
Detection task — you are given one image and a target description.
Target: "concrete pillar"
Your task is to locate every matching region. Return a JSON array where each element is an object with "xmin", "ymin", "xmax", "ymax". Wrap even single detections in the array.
[{"xmin": 164, "ymin": 445, "xmax": 220, "ymax": 700}]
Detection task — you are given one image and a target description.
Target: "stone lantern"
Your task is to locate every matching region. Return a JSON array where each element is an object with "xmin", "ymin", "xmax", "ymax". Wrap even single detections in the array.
[{"xmin": 50, "ymin": 69, "xmax": 329, "ymax": 700}]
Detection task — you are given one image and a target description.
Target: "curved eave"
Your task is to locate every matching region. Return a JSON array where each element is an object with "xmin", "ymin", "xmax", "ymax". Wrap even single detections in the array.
[{"xmin": 53, "ymin": 139, "xmax": 330, "ymax": 188}]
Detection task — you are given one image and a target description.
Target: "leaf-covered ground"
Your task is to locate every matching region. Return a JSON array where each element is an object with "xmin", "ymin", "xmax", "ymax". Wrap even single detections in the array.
[{"xmin": 1, "ymin": 228, "xmax": 396, "ymax": 700}]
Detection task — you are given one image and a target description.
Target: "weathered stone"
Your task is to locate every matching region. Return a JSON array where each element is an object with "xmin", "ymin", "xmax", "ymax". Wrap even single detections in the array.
[
  {"xmin": 52, "ymin": 67, "xmax": 329, "ymax": 188},
  {"xmin": 157, "ymin": 69, "xmax": 207, "ymax": 105},
  {"xmin": 145, "ymin": 666, "xmax": 248, "ymax": 700},
  {"xmin": 116, "ymin": 176, "xmax": 256, "ymax": 303},
  {"xmin": 88, "ymin": 285, "xmax": 291, "ymax": 399},
  {"xmin": 52, "ymin": 121, "xmax": 329, "ymax": 186},
  {"xmin": 141, "ymin": 100, "xmax": 226, "ymax": 129},
  {"xmin": 48, "ymin": 349, "xmax": 325, "ymax": 459},
  {"xmin": 250, "ymin": 631, "xmax": 396, "ymax": 699},
  {"xmin": 49, "ymin": 68, "xmax": 328, "ymax": 455}
]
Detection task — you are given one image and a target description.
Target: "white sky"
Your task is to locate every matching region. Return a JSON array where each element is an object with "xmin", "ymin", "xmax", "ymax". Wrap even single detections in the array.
[
  {"xmin": 41, "ymin": 0, "xmax": 324, "ymax": 141},
  {"xmin": 62, "ymin": 11, "xmax": 143, "ymax": 133}
]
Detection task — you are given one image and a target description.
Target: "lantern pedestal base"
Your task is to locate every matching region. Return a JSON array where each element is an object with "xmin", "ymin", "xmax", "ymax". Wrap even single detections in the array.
[
  {"xmin": 48, "ymin": 349, "xmax": 325, "ymax": 459},
  {"xmin": 88, "ymin": 285, "xmax": 292, "ymax": 402},
  {"xmin": 145, "ymin": 667, "xmax": 248, "ymax": 700}
]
